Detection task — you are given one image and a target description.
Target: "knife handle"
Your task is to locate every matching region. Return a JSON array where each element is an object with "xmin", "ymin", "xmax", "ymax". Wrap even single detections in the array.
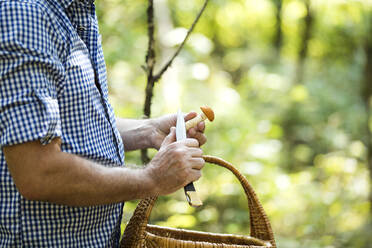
[{"xmin": 184, "ymin": 182, "xmax": 203, "ymax": 207}]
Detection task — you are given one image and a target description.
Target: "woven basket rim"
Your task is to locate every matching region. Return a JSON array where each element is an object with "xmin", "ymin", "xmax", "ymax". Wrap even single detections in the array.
[
  {"xmin": 145, "ymin": 224, "xmax": 271, "ymax": 247},
  {"xmin": 144, "ymin": 229, "xmax": 272, "ymax": 248}
]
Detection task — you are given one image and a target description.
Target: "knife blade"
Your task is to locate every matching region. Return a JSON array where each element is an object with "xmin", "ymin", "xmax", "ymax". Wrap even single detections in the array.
[{"xmin": 176, "ymin": 109, "xmax": 203, "ymax": 207}]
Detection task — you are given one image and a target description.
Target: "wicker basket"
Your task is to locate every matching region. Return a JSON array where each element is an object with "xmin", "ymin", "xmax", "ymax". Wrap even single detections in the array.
[{"xmin": 120, "ymin": 155, "xmax": 276, "ymax": 248}]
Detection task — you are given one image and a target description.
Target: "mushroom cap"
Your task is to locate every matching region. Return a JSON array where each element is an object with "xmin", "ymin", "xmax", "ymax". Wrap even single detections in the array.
[{"xmin": 200, "ymin": 106, "xmax": 214, "ymax": 121}]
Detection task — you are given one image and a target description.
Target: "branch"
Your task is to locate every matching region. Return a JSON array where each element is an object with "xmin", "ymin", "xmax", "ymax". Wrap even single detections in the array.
[
  {"xmin": 141, "ymin": 0, "xmax": 156, "ymax": 164},
  {"xmin": 153, "ymin": 0, "xmax": 210, "ymax": 81},
  {"xmin": 141, "ymin": 0, "xmax": 209, "ymax": 164},
  {"xmin": 145, "ymin": 0, "xmax": 156, "ymax": 81}
]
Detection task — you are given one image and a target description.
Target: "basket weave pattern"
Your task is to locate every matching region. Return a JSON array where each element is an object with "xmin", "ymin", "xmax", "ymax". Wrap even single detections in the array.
[{"xmin": 121, "ymin": 155, "xmax": 276, "ymax": 248}]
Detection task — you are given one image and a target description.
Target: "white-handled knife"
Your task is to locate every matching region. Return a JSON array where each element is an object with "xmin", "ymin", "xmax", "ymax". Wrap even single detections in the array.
[{"xmin": 176, "ymin": 109, "xmax": 203, "ymax": 207}]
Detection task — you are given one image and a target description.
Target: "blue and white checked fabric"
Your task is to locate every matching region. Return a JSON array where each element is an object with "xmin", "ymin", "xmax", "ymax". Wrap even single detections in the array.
[{"xmin": 0, "ymin": 0, "xmax": 125, "ymax": 247}]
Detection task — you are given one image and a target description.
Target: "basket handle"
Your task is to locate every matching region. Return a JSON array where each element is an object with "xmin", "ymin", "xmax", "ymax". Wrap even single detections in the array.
[{"xmin": 121, "ymin": 155, "xmax": 276, "ymax": 248}]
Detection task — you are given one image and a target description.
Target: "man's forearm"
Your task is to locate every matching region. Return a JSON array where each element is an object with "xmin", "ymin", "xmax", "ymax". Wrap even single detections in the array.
[
  {"xmin": 116, "ymin": 118, "xmax": 156, "ymax": 151},
  {"xmin": 4, "ymin": 139, "xmax": 156, "ymax": 206},
  {"xmin": 35, "ymin": 153, "xmax": 156, "ymax": 206},
  {"xmin": 4, "ymin": 128, "xmax": 204, "ymax": 207}
]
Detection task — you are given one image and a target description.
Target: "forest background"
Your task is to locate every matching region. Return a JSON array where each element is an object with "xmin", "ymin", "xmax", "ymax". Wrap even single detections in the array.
[{"xmin": 96, "ymin": 0, "xmax": 372, "ymax": 247}]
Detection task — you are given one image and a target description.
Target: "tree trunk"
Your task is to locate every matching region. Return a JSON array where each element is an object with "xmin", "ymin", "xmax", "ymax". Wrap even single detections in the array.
[
  {"xmin": 362, "ymin": 19, "xmax": 372, "ymax": 213},
  {"xmin": 272, "ymin": 0, "xmax": 282, "ymax": 57},
  {"xmin": 294, "ymin": 0, "xmax": 313, "ymax": 84}
]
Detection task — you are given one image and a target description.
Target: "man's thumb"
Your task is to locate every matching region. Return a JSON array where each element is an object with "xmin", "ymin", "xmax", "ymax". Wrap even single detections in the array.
[{"xmin": 161, "ymin": 127, "xmax": 176, "ymax": 147}]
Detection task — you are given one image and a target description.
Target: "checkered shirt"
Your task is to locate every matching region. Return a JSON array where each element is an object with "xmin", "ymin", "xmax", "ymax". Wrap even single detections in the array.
[{"xmin": 0, "ymin": 0, "xmax": 125, "ymax": 247}]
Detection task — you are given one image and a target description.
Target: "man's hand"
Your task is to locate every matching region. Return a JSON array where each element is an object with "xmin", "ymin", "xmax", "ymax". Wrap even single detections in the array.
[
  {"xmin": 116, "ymin": 112, "xmax": 206, "ymax": 151},
  {"xmin": 144, "ymin": 127, "xmax": 204, "ymax": 195},
  {"xmin": 150, "ymin": 112, "xmax": 207, "ymax": 150}
]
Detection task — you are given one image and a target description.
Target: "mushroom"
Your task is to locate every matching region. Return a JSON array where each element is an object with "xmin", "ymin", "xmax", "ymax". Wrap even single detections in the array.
[{"xmin": 185, "ymin": 106, "xmax": 214, "ymax": 130}]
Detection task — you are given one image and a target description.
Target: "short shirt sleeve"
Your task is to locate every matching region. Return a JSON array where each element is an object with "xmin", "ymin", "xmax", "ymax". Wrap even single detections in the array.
[{"xmin": 0, "ymin": 1, "xmax": 64, "ymax": 146}]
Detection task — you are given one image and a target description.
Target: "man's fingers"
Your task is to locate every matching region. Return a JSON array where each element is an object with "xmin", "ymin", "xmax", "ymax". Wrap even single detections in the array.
[
  {"xmin": 187, "ymin": 128, "xmax": 207, "ymax": 146},
  {"xmin": 190, "ymin": 158, "xmax": 205, "ymax": 170},
  {"xmin": 197, "ymin": 121, "xmax": 205, "ymax": 132},
  {"xmin": 188, "ymin": 170, "xmax": 202, "ymax": 183},
  {"xmin": 184, "ymin": 112, "xmax": 197, "ymax": 122},
  {"xmin": 182, "ymin": 138, "xmax": 200, "ymax": 147},
  {"xmin": 161, "ymin": 127, "xmax": 176, "ymax": 147},
  {"xmin": 186, "ymin": 117, "xmax": 205, "ymax": 134},
  {"xmin": 189, "ymin": 147, "xmax": 203, "ymax": 157},
  {"xmin": 193, "ymin": 132, "xmax": 207, "ymax": 146},
  {"xmin": 187, "ymin": 117, "xmax": 206, "ymax": 146}
]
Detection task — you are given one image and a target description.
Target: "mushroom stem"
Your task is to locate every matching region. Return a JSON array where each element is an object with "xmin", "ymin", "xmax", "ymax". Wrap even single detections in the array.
[{"xmin": 185, "ymin": 112, "xmax": 207, "ymax": 130}]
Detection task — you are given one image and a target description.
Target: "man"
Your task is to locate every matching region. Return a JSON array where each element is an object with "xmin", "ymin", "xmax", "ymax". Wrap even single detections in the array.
[{"xmin": 0, "ymin": 0, "xmax": 206, "ymax": 247}]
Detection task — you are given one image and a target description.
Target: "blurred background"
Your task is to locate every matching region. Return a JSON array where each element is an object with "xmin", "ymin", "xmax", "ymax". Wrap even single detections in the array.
[{"xmin": 96, "ymin": 0, "xmax": 372, "ymax": 247}]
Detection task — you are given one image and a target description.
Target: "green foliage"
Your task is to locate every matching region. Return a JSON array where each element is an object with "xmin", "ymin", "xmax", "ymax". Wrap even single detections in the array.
[{"xmin": 97, "ymin": 0, "xmax": 372, "ymax": 247}]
